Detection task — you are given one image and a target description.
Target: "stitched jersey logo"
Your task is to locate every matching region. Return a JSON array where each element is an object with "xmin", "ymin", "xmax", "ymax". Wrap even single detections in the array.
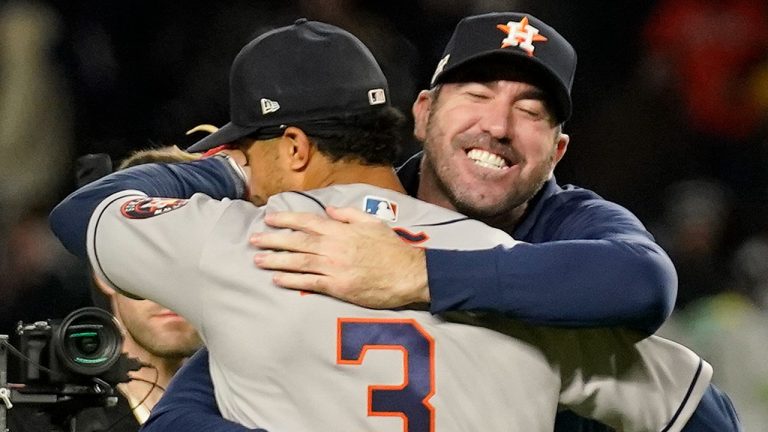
[
  {"xmin": 363, "ymin": 196, "xmax": 398, "ymax": 222},
  {"xmin": 120, "ymin": 197, "xmax": 188, "ymax": 219},
  {"xmin": 496, "ymin": 17, "xmax": 548, "ymax": 56}
]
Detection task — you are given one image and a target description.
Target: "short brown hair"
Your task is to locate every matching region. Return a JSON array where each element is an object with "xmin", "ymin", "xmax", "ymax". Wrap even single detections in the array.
[{"xmin": 117, "ymin": 146, "xmax": 200, "ymax": 171}]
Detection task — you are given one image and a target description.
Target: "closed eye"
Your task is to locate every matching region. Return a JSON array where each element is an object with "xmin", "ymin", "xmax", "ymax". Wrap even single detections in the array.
[
  {"xmin": 513, "ymin": 101, "xmax": 550, "ymax": 121},
  {"xmin": 467, "ymin": 92, "xmax": 491, "ymax": 100},
  {"xmin": 515, "ymin": 106, "xmax": 541, "ymax": 117}
]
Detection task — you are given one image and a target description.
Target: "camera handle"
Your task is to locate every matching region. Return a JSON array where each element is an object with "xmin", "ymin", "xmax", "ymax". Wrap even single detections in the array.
[
  {"xmin": 1, "ymin": 334, "xmax": 79, "ymax": 432},
  {"xmin": 1, "ymin": 335, "xmax": 79, "ymax": 432}
]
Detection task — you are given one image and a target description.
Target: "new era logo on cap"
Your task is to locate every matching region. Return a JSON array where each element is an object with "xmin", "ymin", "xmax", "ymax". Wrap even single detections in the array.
[
  {"xmin": 368, "ymin": 88, "xmax": 386, "ymax": 105},
  {"xmin": 260, "ymin": 98, "xmax": 280, "ymax": 115}
]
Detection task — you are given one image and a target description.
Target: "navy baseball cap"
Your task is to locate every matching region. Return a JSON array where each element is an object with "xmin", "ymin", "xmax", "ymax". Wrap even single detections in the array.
[
  {"xmin": 430, "ymin": 13, "xmax": 577, "ymax": 123},
  {"xmin": 188, "ymin": 19, "xmax": 390, "ymax": 153}
]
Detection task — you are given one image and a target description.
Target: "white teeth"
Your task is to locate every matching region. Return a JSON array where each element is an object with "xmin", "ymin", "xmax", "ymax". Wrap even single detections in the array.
[{"xmin": 467, "ymin": 149, "xmax": 508, "ymax": 170}]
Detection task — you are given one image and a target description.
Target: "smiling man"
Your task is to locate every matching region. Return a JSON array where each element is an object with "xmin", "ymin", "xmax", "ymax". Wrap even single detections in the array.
[{"xmin": 415, "ymin": 80, "xmax": 567, "ymax": 235}]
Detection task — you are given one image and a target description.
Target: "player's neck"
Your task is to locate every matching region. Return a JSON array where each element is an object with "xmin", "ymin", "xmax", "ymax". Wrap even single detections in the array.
[
  {"xmin": 118, "ymin": 364, "xmax": 168, "ymax": 410},
  {"xmin": 309, "ymin": 162, "xmax": 406, "ymax": 194},
  {"xmin": 117, "ymin": 349, "xmax": 184, "ymax": 423},
  {"xmin": 120, "ymin": 337, "xmax": 185, "ymax": 396},
  {"xmin": 417, "ymin": 159, "xmax": 527, "ymax": 233}
]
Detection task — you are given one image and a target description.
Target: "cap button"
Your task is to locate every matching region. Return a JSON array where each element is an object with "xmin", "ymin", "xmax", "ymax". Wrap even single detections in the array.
[{"xmin": 294, "ymin": 18, "xmax": 308, "ymax": 25}]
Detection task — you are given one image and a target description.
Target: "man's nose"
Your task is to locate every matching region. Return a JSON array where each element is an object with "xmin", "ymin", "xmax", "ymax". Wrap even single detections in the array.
[{"xmin": 478, "ymin": 101, "xmax": 511, "ymax": 139}]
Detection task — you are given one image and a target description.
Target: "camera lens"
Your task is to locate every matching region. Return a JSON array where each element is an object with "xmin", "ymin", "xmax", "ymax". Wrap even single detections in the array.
[
  {"xmin": 54, "ymin": 308, "xmax": 123, "ymax": 376},
  {"xmin": 76, "ymin": 334, "xmax": 100, "ymax": 354},
  {"xmin": 69, "ymin": 330, "xmax": 102, "ymax": 357}
]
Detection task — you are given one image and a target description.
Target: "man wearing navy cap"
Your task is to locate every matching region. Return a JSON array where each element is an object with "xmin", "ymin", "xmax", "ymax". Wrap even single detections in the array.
[{"xmin": 186, "ymin": 18, "xmax": 392, "ymax": 155}]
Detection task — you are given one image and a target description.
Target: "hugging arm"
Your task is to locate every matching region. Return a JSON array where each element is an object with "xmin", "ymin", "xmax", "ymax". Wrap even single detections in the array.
[
  {"xmin": 50, "ymin": 155, "xmax": 245, "ymax": 259},
  {"xmin": 251, "ymin": 197, "xmax": 676, "ymax": 334}
]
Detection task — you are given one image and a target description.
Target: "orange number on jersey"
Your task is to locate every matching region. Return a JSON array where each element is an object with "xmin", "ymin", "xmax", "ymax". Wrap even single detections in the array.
[{"xmin": 337, "ymin": 318, "xmax": 436, "ymax": 432}]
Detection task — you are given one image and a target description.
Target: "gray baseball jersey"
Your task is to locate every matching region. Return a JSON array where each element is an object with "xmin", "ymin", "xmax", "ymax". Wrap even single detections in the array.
[{"xmin": 87, "ymin": 184, "xmax": 711, "ymax": 431}]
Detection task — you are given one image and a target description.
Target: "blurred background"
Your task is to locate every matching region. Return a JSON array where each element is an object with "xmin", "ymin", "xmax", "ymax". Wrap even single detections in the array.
[{"xmin": 0, "ymin": 0, "xmax": 766, "ymax": 428}]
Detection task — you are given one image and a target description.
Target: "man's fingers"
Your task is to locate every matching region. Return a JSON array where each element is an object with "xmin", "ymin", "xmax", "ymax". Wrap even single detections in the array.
[
  {"xmin": 264, "ymin": 211, "xmax": 343, "ymax": 235},
  {"xmin": 250, "ymin": 230, "xmax": 316, "ymax": 253},
  {"xmin": 270, "ymin": 271, "xmax": 330, "ymax": 294},
  {"xmin": 264, "ymin": 208, "xmax": 380, "ymax": 236},
  {"xmin": 253, "ymin": 251, "xmax": 330, "ymax": 275},
  {"xmin": 326, "ymin": 206, "xmax": 379, "ymax": 224}
]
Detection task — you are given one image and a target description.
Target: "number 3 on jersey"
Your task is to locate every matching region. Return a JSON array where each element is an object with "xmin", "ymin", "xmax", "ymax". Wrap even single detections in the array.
[{"xmin": 337, "ymin": 318, "xmax": 436, "ymax": 432}]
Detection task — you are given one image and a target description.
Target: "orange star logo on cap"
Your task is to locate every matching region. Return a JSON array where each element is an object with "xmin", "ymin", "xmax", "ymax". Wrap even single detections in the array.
[{"xmin": 496, "ymin": 17, "xmax": 548, "ymax": 56}]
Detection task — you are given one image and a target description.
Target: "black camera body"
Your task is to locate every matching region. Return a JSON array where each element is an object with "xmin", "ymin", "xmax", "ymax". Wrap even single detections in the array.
[
  {"xmin": 1, "ymin": 308, "xmax": 142, "ymax": 431},
  {"xmin": 15, "ymin": 307, "xmax": 133, "ymax": 390}
]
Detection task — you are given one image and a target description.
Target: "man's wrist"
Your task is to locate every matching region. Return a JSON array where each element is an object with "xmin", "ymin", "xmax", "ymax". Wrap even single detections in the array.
[
  {"xmin": 211, "ymin": 152, "xmax": 250, "ymax": 199},
  {"xmin": 414, "ymin": 248, "xmax": 430, "ymax": 303},
  {"xmin": 214, "ymin": 152, "xmax": 248, "ymax": 183}
]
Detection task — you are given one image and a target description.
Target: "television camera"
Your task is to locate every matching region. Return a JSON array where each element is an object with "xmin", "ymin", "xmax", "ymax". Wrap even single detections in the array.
[{"xmin": 1, "ymin": 307, "xmax": 141, "ymax": 431}]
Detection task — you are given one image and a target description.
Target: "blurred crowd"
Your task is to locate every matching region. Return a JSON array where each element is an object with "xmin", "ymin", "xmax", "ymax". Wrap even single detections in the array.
[{"xmin": 1, "ymin": 0, "xmax": 767, "ymax": 429}]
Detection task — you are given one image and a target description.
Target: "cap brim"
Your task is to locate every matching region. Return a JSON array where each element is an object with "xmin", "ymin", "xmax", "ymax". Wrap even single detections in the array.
[{"xmin": 186, "ymin": 122, "xmax": 256, "ymax": 153}]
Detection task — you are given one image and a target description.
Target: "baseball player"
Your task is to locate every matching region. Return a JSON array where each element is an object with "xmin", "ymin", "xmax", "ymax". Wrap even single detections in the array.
[{"xmin": 50, "ymin": 20, "xmax": 721, "ymax": 431}]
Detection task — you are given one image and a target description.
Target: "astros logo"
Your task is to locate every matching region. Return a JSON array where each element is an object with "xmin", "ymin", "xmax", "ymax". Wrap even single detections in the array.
[
  {"xmin": 496, "ymin": 17, "xmax": 547, "ymax": 56},
  {"xmin": 120, "ymin": 197, "xmax": 188, "ymax": 219}
]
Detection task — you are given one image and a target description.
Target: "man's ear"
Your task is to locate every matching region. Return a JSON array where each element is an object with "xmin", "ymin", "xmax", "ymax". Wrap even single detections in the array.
[
  {"xmin": 280, "ymin": 127, "xmax": 312, "ymax": 172},
  {"xmin": 93, "ymin": 275, "xmax": 117, "ymax": 297},
  {"xmin": 554, "ymin": 133, "xmax": 569, "ymax": 165},
  {"xmin": 412, "ymin": 90, "xmax": 433, "ymax": 141}
]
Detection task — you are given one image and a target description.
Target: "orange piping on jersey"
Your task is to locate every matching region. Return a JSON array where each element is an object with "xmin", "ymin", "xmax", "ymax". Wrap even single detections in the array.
[
  {"xmin": 392, "ymin": 228, "xmax": 430, "ymax": 245},
  {"xmin": 202, "ymin": 144, "xmax": 231, "ymax": 157}
]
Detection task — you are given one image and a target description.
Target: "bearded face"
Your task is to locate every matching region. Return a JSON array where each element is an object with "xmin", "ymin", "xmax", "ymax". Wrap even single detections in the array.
[
  {"xmin": 414, "ymin": 81, "xmax": 566, "ymax": 226},
  {"xmin": 115, "ymin": 296, "xmax": 202, "ymax": 358}
]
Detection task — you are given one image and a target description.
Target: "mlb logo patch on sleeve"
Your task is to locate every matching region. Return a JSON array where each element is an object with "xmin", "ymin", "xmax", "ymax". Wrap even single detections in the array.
[
  {"xmin": 363, "ymin": 196, "xmax": 398, "ymax": 222},
  {"xmin": 120, "ymin": 197, "xmax": 188, "ymax": 219}
]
